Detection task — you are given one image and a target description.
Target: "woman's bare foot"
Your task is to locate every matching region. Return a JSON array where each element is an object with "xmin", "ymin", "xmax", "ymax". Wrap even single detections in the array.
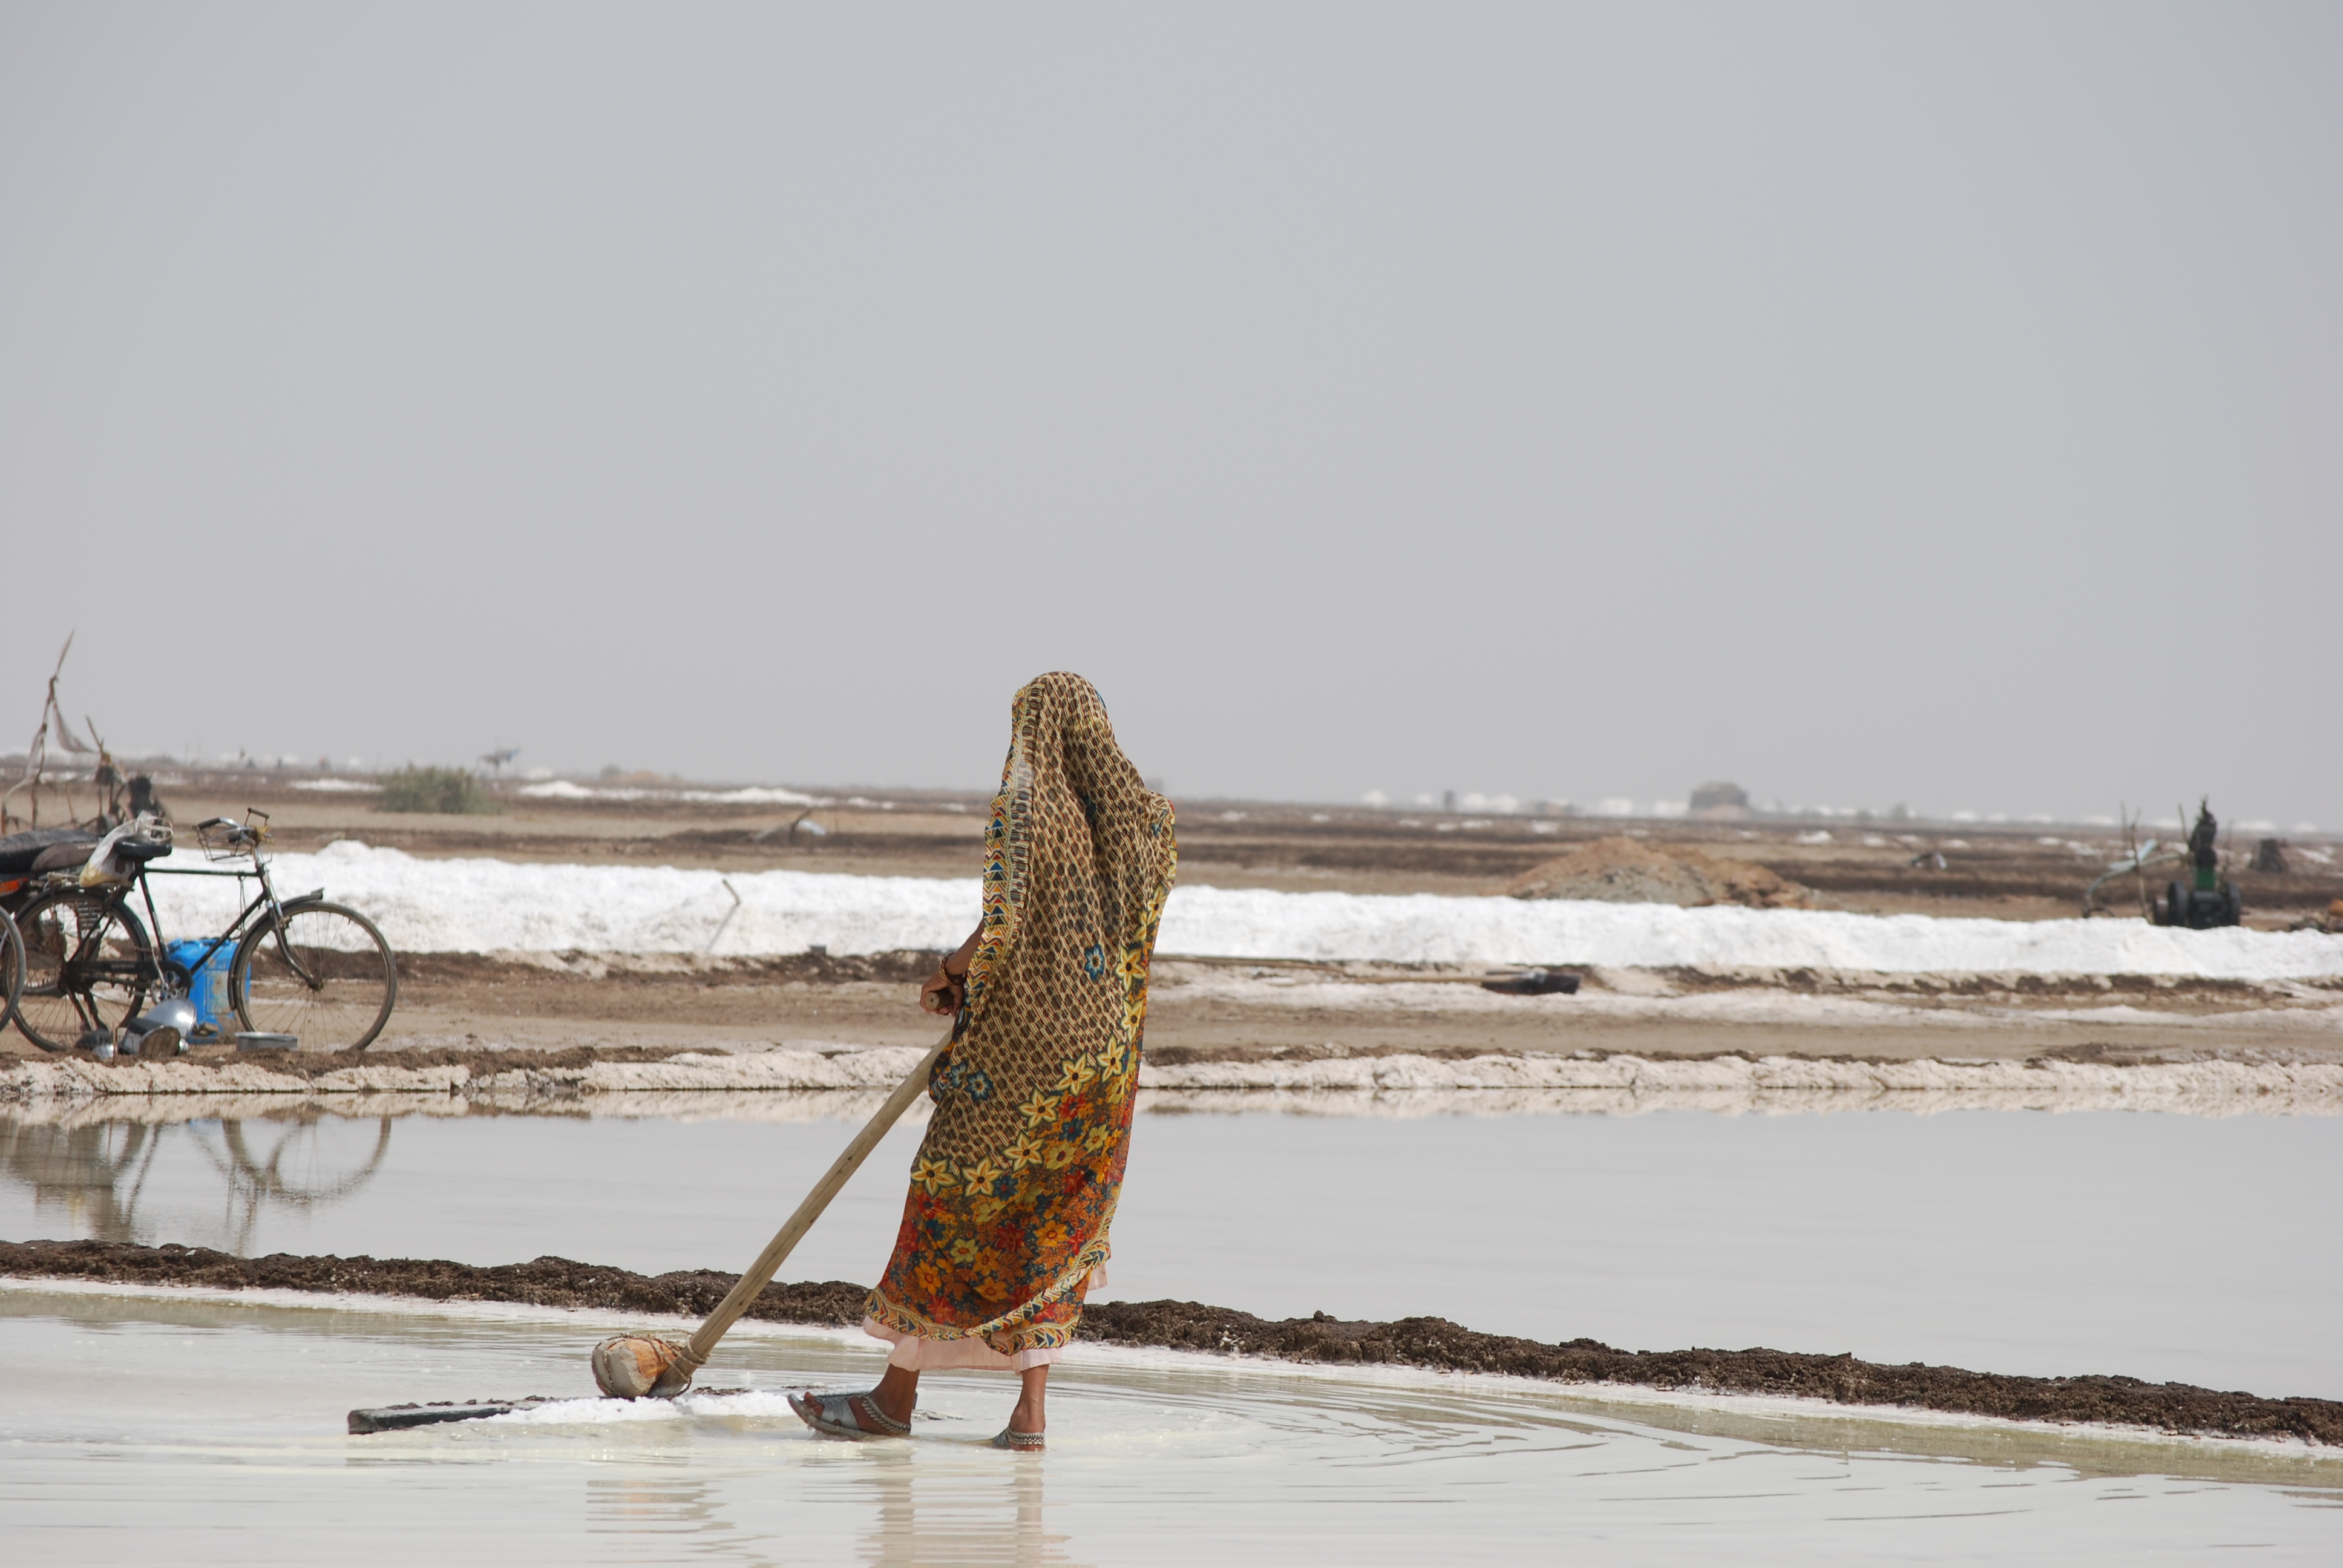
[{"xmin": 1007, "ymin": 1364, "xmax": 1047, "ymax": 1436}]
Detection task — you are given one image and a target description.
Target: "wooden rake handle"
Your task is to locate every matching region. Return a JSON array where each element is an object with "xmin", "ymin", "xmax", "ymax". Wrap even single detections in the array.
[{"xmin": 679, "ymin": 1027, "xmax": 953, "ymax": 1369}]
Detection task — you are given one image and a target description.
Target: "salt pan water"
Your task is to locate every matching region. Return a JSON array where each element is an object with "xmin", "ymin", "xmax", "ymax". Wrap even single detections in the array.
[{"xmin": 5, "ymin": 1096, "xmax": 2336, "ymax": 1398}]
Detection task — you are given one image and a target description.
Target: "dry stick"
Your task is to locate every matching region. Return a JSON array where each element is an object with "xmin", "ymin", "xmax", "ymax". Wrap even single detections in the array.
[
  {"xmin": 2126, "ymin": 803, "xmax": 2150, "ymax": 920},
  {"xmin": 677, "ymin": 1025, "xmax": 954, "ymax": 1371},
  {"xmin": 702, "ymin": 878, "xmax": 743, "ymax": 956}
]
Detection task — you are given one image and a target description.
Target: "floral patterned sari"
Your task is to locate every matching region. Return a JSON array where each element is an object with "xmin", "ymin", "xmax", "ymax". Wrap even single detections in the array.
[{"xmin": 862, "ymin": 673, "xmax": 1176, "ymax": 1364}]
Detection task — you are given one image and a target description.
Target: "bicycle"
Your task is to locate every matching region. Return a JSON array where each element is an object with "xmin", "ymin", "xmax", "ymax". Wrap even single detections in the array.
[{"xmin": 10, "ymin": 809, "xmax": 400, "ymax": 1054}]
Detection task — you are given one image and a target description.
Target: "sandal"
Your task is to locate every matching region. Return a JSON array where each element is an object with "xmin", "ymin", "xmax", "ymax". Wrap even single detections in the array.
[
  {"xmin": 788, "ymin": 1389, "xmax": 913, "ymax": 1440},
  {"xmin": 990, "ymin": 1426, "xmax": 1046, "ymax": 1452}
]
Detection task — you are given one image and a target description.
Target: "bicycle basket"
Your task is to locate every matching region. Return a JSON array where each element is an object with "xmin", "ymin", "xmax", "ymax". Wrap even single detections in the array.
[{"xmin": 197, "ymin": 812, "xmax": 267, "ymax": 862}]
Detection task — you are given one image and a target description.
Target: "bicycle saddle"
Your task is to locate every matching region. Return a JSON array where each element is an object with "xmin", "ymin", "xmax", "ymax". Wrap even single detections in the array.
[
  {"xmin": 0, "ymin": 828, "xmax": 99, "ymax": 875},
  {"xmin": 114, "ymin": 838, "xmax": 173, "ymax": 864}
]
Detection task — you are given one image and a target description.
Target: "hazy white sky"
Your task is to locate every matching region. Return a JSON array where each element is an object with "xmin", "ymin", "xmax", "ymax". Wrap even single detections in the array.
[{"xmin": 4, "ymin": 3, "xmax": 2337, "ymax": 824}]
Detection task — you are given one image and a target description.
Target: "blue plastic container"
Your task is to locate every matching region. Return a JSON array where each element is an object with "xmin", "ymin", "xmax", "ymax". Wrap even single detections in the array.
[{"xmin": 164, "ymin": 939, "xmax": 235, "ymax": 1034}]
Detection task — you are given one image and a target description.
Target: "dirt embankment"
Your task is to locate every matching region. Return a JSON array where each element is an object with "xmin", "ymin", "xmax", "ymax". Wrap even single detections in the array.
[
  {"xmin": 1505, "ymin": 836, "xmax": 1818, "ymax": 908},
  {"xmin": 5, "ymin": 1239, "xmax": 2333, "ymax": 1446}
]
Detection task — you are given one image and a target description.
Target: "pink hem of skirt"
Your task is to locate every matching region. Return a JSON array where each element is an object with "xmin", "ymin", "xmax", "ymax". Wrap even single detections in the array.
[{"xmin": 862, "ymin": 1264, "xmax": 1107, "ymax": 1372}]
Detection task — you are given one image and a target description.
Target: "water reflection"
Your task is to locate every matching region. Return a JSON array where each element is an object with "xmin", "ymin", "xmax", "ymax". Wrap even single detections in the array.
[
  {"xmin": 0, "ymin": 1112, "xmax": 394, "ymax": 1253},
  {"xmin": 587, "ymin": 1473, "xmax": 773, "ymax": 1566},
  {"xmin": 856, "ymin": 1455, "xmax": 1075, "ymax": 1568},
  {"xmin": 560, "ymin": 1419, "xmax": 1076, "ymax": 1566}
]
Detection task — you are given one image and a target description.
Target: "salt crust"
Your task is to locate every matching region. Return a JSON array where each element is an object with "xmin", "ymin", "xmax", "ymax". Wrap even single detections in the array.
[
  {"xmin": 1158, "ymin": 968, "xmax": 2343, "ymax": 1031},
  {"xmin": 7, "ymin": 1047, "xmax": 2340, "ymax": 1116},
  {"xmin": 1141, "ymin": 1052, "xmax": 2343, "ymax": 1097},
  {"xmin": 4, "ymin": 1080, "xmax": 2336, "ymax": 1119},
  {"xmin": 0, "ymin": 1059, "xmax": 473, "ymax": 1098},
  {"xmin": 0, "ymin": 1276, "xmax": 2328, "ymax": 1462},
  {"xmin": 129, "ymin": 841, "xmax": 2343, "ymax": 978}
]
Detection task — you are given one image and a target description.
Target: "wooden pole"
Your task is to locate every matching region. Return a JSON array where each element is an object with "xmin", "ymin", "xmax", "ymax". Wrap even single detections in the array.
[{"xmin": 677, "ymin": 1026, "xmax": 952, "ymax": 1370}]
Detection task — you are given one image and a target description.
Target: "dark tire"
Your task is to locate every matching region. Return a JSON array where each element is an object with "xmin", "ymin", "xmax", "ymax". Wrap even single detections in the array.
[
  {"xmin": 2220, "ymin": 881, "xmax": 2243, "ymax": 928},
  {"xmin": 2161, "ymin": 880, "xmax": 2187, "ymax": 928},
  {"xmin": 231, "ymin": 900, "xmax": 398, "ymax": 1051},
  {"xmin": 12, "ymin": 888, "xmax": 157, "ymax": 1052},
  {"xmin": 0, "ymin": 912, "xmax": 22, "ymax": 1031}
]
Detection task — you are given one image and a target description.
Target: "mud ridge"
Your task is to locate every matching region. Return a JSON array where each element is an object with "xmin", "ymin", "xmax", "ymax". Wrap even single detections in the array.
[
  {"xmin": 0, "ymin": 1238, "xmax": 872, "ymax": 1328},
  {"xmin": 4, "ymin": 1239, "xmax": 2333, "ymax": 1446}
]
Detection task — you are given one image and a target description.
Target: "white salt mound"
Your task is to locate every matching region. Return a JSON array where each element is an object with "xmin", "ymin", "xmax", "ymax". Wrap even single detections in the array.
[{"xmin": 129, "ymin": 842, "xmax": 2343, "ymax": 980}]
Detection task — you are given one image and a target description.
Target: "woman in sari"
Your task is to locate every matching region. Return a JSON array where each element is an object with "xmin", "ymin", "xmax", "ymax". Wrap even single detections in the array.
[{"xmin": 790, "ymin": 673, "xmax": 1176, "ymax": 1451}]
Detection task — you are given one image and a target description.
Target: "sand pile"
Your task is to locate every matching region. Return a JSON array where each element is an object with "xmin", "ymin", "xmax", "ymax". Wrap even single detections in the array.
[{"xmin": 1504, "ymin": 837, "xmax": 1818, "ymax": 909}]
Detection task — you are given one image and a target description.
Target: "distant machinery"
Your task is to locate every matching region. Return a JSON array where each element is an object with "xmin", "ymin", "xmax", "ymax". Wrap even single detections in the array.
[{"xmin": 2154, "ymin": 801, "xmax": 2241, "ymax": 929}]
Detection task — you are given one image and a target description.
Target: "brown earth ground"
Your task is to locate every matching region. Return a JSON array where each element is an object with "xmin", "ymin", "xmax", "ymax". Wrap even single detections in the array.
[
  {"xmin": 7, "ymin": 773, "xmax": 2336, "ymax": 1066},
  {"xmin": 4, "ymin": 1238, "xmax": 2333, "ymax": 1445},
  {"xmin": 12, "ymin": 941, "xmax": 2332, "ymax": 1069},
  {"xmin": 41, "ymin": 950, "xmax": 2312, "ymax": 1069}
]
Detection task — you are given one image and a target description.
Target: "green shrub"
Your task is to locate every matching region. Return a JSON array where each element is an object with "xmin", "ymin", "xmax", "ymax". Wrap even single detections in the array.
[{"xmin": 378, "ymin": 765, "xmax": 503, "ymax": 815}]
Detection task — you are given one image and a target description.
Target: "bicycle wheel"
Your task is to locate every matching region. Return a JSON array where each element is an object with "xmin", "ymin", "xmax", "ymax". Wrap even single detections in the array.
[
  {"xmin": 13, "ymin": 887, "xmax": 157, "ymax": 1052},
  {"xmin": 231, "ymin": 901, "xmax": 398, "ymax": 1051},
  {"xmin": 0, "ymin": 911, "xmax": 23, "ymax": 1033}
]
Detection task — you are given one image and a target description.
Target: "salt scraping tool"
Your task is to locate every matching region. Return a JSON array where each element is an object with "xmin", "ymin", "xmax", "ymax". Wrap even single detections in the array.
[
  {"xmin": 588, "ymin": 1026, "xmax": 955, "ymax": 1399},
  {"xmin": 346, "ymin": 1027, "xmax": 952, "ymax": 1432}
]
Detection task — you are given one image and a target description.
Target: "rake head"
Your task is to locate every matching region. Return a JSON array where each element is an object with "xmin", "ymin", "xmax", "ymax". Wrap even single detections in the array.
[{"xmin": 591, "ymin": 1334, "xmax": 701, "ymax": 1399}]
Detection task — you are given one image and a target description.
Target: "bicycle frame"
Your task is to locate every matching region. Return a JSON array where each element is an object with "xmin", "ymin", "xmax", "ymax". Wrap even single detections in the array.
[{"xmin": 139, "ymin": 854, "xmax": 332, "ymax": 996}]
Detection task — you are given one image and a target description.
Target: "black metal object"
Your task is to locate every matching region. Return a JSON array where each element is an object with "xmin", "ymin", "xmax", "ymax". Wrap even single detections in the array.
[
  {"xmin": 349, "ymin": 1385, "xmax": 754, "ymax": 1434},
  {"xmin": 1479, "ymin": 967, "xmax": 1582, "ymax": 996},
  {"xmin": 347, "ymin": 1399, "xmax": 543, "ymax": 1434}
]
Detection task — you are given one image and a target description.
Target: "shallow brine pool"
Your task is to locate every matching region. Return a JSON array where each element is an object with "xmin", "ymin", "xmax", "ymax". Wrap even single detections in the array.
[
  {"xmin": 3, "ymin": 1284, "xmax": 2338, "ymax": 1566},
  {"xmin": 5, "ymin": 1094, "xmax": 2338, "ymax": 1400}
]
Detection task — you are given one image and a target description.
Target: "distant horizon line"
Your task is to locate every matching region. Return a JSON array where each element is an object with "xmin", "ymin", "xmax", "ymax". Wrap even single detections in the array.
[{"xmin": 1, "ymin": 753, "xmax": 2324, "ymax": 840}]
